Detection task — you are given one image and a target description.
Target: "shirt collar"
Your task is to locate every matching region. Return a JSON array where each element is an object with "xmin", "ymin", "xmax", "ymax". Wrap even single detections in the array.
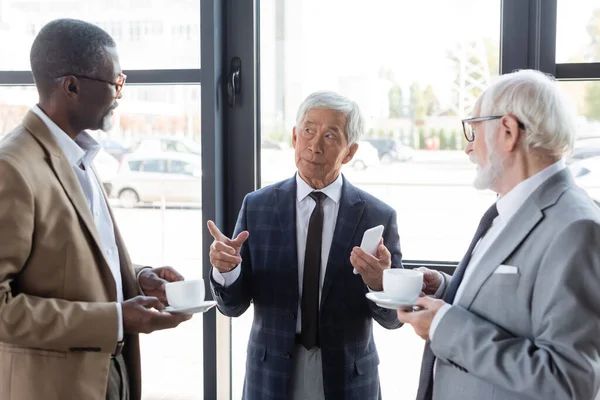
[
  {"xmin": 496, "ymin": 159, "xmax": 566, "ymax": 222},
  {"xmin": 296, "ymin": 172, "xmax": 343, "ymax": 204},
  {"xmin": 31, "ymin": 105, "xmax": 101, "ymax": 169}
]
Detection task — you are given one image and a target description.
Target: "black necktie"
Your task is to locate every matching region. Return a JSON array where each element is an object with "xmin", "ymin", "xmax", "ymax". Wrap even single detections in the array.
[
  {"xmin": 300, "ymin": 191, "xmax": 326, "ymax": 350},
  {"xmin": 417, "ymin": 203, "xmax": 499, "ymax": 400}
]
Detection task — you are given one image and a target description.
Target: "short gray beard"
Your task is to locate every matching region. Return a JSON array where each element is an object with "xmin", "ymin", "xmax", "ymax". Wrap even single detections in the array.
[
  {"xmin": 471, "ymin": 147, "xmax": 502, "ymax": 190},
  {"xmin": 100, "ymin": 111, "xmax": 113, "ymax": 132}
]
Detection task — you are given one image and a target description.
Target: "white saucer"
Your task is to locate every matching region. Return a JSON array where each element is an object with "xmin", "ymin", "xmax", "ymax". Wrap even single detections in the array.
[
  {"xmin": 365, "ymin": 292, "xmax": 418, "ymax": 311},
  {"xmin": 163, "ymin": 301, "xmax": 217, "ymax": 314}
]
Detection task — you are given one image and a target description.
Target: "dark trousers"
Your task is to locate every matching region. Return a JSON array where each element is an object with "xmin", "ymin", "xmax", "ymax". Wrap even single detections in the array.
[{"xmin": 106, "ymin": 354, "xmax": 130, "ymax": 400}]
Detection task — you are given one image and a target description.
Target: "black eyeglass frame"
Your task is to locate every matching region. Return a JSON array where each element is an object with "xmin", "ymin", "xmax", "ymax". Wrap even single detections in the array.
[
  {"xmin": 56, "ymin": 73, "xmax": 127, "ymax": 98},
  {"xmin": 461, "ymin": 115, "xmax": 526, "ymax": 142}
]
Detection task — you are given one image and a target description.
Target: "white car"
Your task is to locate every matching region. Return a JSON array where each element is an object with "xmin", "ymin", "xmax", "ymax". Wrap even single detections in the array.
[
  {"xmin": 134, "ymin": 137, "xmax": 201, "ymax": 156},
  {"xmin": 109, "ymin": 151, "xmax": 202, "ymax": 208},
  {"xmin": 349, "ymin": 141, "xmax": 380, "ymax": 170},
  {"xmin": 94, "ymin": 148, "xmax": 120, "ymax": 194},
  {"xmin": 569, "ymin": 156, "xmax": 600, "ymax": 201}
]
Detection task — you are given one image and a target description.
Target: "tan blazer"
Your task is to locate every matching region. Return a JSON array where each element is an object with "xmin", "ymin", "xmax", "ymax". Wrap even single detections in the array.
[{"xmin": 0, "ymin": 111, "xmax": 142, "ymax": 400}]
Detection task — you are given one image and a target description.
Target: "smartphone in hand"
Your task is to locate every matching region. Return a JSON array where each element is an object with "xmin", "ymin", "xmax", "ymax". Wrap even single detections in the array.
[
  {"xmin": 360, "ymin": 225, "xmax": 384, "ymax": 255},
  {"xmin": 354, "ymin": 225, "xmax": 384, "ymax": 274}
]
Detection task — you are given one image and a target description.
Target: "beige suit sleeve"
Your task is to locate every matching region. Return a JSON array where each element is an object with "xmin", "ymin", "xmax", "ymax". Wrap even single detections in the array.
[{"xmin": 0, "ymin": 159, "xmax": 119, "ymax": 353}]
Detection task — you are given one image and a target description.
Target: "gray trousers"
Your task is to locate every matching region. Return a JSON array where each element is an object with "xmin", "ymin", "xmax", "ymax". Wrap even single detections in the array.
[
  {"xmin": 290, "ymin": 345, "xmax": 325, "ymax": 400},
  {"xmin": 106, "ymin": 354, "xmax": 130, "ymax": 400}
]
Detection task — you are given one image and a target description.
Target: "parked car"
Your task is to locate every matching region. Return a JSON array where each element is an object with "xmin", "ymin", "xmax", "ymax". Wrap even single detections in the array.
[
  {"xmin": 261, "ymin": 139, "xmax": 286, "ymax": 150},
  {"xmin": 365, "ymin": 138, "xmax": 414, "ymax": 164},
  {"xmin": 349, "ymin": 141, "xmax": 380, "ymax": 170},
  {"xmin": 567, "ymin": 137, "xmax": 600, "ymax": 164},
  {"xmin": 260, "ymin": 139, "xmax": 295, "ymax": 181},
  {"xmin": 568, "ymin": 146, "xmax": 600, "ymax": 164},
  {"xmin": 569, "ymin": 155, "xmax": 600, "ymax": 202},
  {"xmin": 97, "ymin": 138, "xmax": 132, "ymax": 160},
  {"xmin": 134, "ymin": 137, "xmax": 201, "ymax": 156},
  {"xmin": 109, "ymin": 151, "xmax": 202, "ymax": 208},
  {"xmin": 94, "ymin": 148, "xmax": 120, "ymax": 195}
]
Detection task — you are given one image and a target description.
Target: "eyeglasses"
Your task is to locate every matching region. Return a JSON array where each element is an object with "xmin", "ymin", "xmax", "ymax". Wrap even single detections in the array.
[
  {"xmin": 59, "ymin": 73, "xmax": 127, "ymax": 98},
  {"xmin": 461, "ymin": 115, "xmax": 526, "ymax": 142}
]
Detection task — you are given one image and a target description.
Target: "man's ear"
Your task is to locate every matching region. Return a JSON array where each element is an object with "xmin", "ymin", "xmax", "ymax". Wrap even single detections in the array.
[
  {"xmin": 61, "ymin": 76, "xmax": 79, "ymax": 98},
  {"xmin": 342, "ymin": 143, "xmax": 359, "ymax": 164},
  {"xmin": 292, "ymin": 126, "xmax": 297, "ymax": 149},
  {"xmin": 501, "ymin": 115, "xmax": 522, "ymax": 152}
]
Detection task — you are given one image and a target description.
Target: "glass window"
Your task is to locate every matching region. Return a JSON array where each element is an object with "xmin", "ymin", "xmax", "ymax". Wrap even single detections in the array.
[
  {"xmin": 557, "ymin": 0, "xmax": 600, "ymax": 63},
  {"xmin": 169, "ymin": 160, "xmax": 194, "ymax": 175},
  {"xmin": 0, "ymin": 0, "xmax": 200, "ymax": 70},
  {"xmin": 257, "ymin": 0, "xmax": 501, "ymax": 263},
  {"xmin": 0, "ymin": 84, "xmax": 204, "ymax": 400},
  {"xmin": 558, "ymin": 81, "xmax": 600, "ymax": 203},
  {"xmin": 140, "ymin": 159, "xmax": 166, "ymax": 173},
  {"xmin": 128, "ymin": 160, "xmax": 142, "ymax": 171},
  {"xmin": 164, "ymin": 140, "xmax": 191, "ymax": 153},
  {"xmin": 230, "ymin": 1, "xmax": 502, "ymax": 399}
]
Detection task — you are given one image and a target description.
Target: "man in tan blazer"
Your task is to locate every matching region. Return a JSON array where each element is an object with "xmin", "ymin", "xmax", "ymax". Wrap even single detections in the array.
[{"xmin": 0, "ymin": 19, "xmax": 191, "ymax": 400}]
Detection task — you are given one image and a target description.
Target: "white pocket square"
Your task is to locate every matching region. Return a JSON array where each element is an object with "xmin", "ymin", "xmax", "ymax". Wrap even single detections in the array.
[{"xmin": 494, "ymin": 264, "xmax": 519, "ymax": 274}]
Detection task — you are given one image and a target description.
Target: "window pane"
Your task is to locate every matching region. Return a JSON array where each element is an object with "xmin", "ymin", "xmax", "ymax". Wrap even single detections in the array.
[
  {"xmin": 129, "ymin": 160, "xmax": 143, "ymax": 171},
  {"xmin": 260, "ymin": 0, "xmax": 500, "ymax": 264},
  {"xmin": 232, "ymin": 1, "xmax": 501, "ymax": 399},
  {"xmin": 141, "ymin": 159, "xmax": 166, "ymax": 172},
  {"xmin": 0, "ymin": 84, "xmax": 204, "ymax": 400},
  {"xmin": 0, "ymin": 0, "xmax": 200, "ymax": 70},
  {"xmin": 557, "ymin": 0, "xmax": 600, "ymax": 63},
  {"xmin": 558, "ymin": 81, "xmax": 600, "ymax": 203}
]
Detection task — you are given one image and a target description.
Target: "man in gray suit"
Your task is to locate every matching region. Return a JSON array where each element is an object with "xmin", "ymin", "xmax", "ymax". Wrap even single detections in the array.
[{"xmin": 398, "ymin": 69, "xmax": 600, "ymax": 400}]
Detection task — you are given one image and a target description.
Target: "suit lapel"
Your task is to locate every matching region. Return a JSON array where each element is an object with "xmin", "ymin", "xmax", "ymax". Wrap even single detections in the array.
[
  {"xmin": 321, "ymin": 176, "xmax": 365, "ymax": 307},
  {"xmin": 274, "ymin": 177, "xmax": 299, "ymax": 293},
  {"xmin": 457, "ymin": 169, "xmax": 574, "ymax": 309},
  {"xmin": 23, "ymin": 111, "xmax": 115, "ymax": 290},
  {"xmin": 457, "ymin": 200, "xmax": 543, "ymax": 308}
]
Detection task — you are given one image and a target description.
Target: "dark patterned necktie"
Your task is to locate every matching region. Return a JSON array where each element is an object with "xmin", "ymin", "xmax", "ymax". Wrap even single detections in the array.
[
  {"xmin": 416, "ymin": 203, "xmax": 499, "ymax": 400},
  {"xmin": 299, "ymin": 191, "xmax": 327, "ymax": 350}
]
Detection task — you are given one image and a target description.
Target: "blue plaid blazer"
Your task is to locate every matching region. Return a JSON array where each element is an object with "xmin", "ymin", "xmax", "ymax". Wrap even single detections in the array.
[{"xmin": 210, "ymin": 175, "xmax": 403, "ymax": 400}]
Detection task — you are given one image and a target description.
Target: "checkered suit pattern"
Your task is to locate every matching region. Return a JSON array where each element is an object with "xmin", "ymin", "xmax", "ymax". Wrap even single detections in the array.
[{"xmin": 211, "ymin": 175, "xmax": 403, "ymax": 400}]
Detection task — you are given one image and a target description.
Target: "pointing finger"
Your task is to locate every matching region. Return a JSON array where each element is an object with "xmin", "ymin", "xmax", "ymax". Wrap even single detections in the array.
[{"xmin": 207, "ymin": 220, "xmax": 228, "ymax": 241}]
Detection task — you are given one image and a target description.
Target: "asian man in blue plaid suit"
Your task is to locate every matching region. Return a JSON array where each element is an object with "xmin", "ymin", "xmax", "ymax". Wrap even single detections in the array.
[{"xmin": 208, "ymin": 91, "xmax": 403, "ymax": 400}]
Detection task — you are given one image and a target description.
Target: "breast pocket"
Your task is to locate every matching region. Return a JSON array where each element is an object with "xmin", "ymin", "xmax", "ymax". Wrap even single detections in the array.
[
  {"xmin": 476, "ymin": 273, "xmax": 524, "ymax": 325},
  {"xmin": 480, "ymin": 272, "xmax": 521, "ymax": 299}
]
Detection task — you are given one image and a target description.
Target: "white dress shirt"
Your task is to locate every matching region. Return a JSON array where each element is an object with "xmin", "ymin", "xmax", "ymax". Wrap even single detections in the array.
[
  {"xmin": 213, "ymin": 172, "xmax": 343, "ymax": 333},
  {"xmin": 430, "ymin": 160, "xmax": 567, "ymax": 338},
  {"xmin": 32, "ymin": 105, "xmax": 124, "ymax": 341}
]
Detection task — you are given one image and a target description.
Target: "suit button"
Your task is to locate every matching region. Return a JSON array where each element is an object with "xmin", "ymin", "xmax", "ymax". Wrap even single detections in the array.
[
  {"xmin": 289, "ymin": 312, "xmax": 296, "ymax": 320},
  {"xmin": 283, "ymin": 352, "xmax": 292, "ymax": 359}
]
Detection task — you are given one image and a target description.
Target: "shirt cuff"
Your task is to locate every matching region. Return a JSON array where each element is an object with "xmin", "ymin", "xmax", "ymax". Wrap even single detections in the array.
[
  {"xmin": 211, "ymin": 264, "xmax": 241, "ymax": 288},
  {"xmin": 116, "ymin": 303, "xmax": 124, "ymax": 342},
  {"xmin": 136, "ymin": 266, "xmax": 152, "ymax": 295},
  {"xmin": 434, "ymin": 271, "xmax": 447, "ymax": 298},
  {"xmin": 429, "ymin": 303, "xmax": 452, "ymax": 340}
]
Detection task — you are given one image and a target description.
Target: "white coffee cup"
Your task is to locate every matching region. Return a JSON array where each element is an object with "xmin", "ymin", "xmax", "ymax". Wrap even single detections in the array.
[
  {"xmin": 165, "ymin": 279, "xmax": 205, "ymax": 309},
  {"xmin": 382, "ymin": 269, "xmax": 423, "ymax": 303}
]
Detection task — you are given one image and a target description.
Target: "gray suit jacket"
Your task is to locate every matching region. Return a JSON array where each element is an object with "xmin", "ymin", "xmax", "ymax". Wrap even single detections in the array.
[{"xmin": 428, "ymin": 169, "xmax": 600, "ymax": 400}]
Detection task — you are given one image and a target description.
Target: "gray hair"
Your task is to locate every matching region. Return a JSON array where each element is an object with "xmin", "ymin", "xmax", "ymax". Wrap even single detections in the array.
[
  {"xmin": 479, "ymin": 69, "xmax": 576, "ymax": 157},
  {"xmin": 295, "ymin": 91, "xmax": 365, "ymax": 145},
  {"xmin": 30, "ymin": 19, "xmax": 116, "ymax": 97}
]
